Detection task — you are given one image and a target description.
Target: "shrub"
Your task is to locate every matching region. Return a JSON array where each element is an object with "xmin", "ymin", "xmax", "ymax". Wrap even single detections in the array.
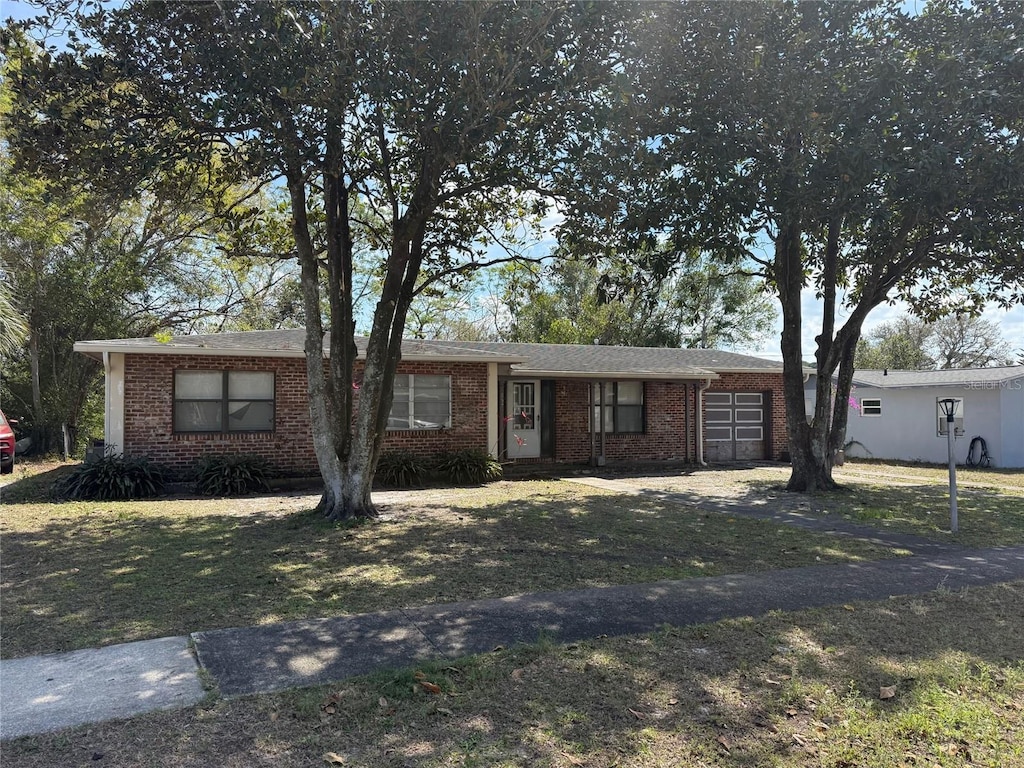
[
  {"xmin": 433, "ymin": 449, "xmax": 503, "ymax": 485},
  {"xmin": 376, "ymin": 450, "xmax": 429, "ymax": 488},
  {"xmin": 53, "ymin": 455, "xmax": 165, "ymax": 501},
  {"xmin": 194, "ymin": 454, "xmax": 271, "ymax": 496}
]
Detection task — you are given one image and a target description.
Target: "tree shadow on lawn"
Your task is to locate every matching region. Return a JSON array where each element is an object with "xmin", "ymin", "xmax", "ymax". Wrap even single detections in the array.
[
  {"xmin": 251, "ymin": 581, "xmax": 1024, "ymax": 767},
  {"xmin": 5, "ymin": 582, "xmax": 1021, "ymax": 768},
  {"xmin": 624, "ymin": 471, "xmax": 1024, "ymax": 546},
  {"xmin": 0, "ymin": 484, "xmax": 895, "ymax": 659}
]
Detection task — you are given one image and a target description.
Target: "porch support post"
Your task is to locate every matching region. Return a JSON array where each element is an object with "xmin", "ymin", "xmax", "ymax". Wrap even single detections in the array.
[
  {"xmin": 599, "ymin": 381, "xmax": 606, "ymax": 465},
  {"xmin": 103, "ymin": 351, "xmax": 126, "ymax": 456},
  {"xmin": 589, "ymin": 381, "xmax": 596, "ymax": 464},
  {"xmin": 684, "ymin": 382, "xmax": 691, "ymax": 463},
  {"xmin": 487, "ymin": 363, "xmax": 498, "ymax": 458}
]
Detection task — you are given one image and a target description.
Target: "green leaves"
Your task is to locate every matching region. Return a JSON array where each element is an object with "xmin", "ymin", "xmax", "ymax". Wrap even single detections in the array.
[{"xmin": 53, "ymin": 455, "xmax": 166, "ymax": 501}]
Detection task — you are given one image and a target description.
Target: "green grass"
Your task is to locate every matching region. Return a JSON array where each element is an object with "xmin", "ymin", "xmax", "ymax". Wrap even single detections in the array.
[
  {"xmin": 807, "ymin": 477, "xmax": 1024, "ymax": 546},
  {"xmin": 603, "ymin": 462, "xmax": 1024, "ymax": 546},
  {"xmin": 1, "ymin": 472, "xmax": 902, "ymax": 658},
  {"xmin": 5, "ymin": 581, "xmax": 1022, "ymax": 767},
  {"xmin": 838, "ymin": 459, "xmax": 1024, "ymax": 490}
]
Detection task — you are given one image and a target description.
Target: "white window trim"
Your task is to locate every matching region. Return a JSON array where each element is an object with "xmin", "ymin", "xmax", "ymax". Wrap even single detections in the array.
[
  {"xmin": 860, "ymin": 398, "xmax": 882, "ymax": 417},
  {"xmin": 388, "ymin": 374, "xmax": 452, "ymax": 431}
]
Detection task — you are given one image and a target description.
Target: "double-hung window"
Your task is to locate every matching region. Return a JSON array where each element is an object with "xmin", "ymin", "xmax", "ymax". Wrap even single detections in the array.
[
  {"xmin": 591, "ymin": 381, "xmax": 645, "ymax": 433},
  {"xmin": 860, "ymin": 398, "xmax": 882, "ymax": 417},
  {"xmin": 174, "ymin": 371, "xmax": 275, "ymax": 433},
  {"xmin": 388, "ymin": 374, "xmax": 451, "ymax": 430}
]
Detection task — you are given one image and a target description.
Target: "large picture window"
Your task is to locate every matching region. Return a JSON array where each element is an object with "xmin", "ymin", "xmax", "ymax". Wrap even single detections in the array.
[
  {"xmin": 388, "ymin": 374, "xmax": 451, "ymax": 430},
  {"xmin": 174, "ymin": 370, "xmax": 275, "ymax": 433},
  {"xmin": 591, "ymin": 381, "xmax": 645, "ymax": 434}
]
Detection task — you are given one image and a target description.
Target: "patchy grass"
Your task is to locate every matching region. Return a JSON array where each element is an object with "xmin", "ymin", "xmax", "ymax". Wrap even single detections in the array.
[
  {"xmin": 807, "ymin": 476, "xmax": 1024, "ymax": 547},
  {"xmin": 839, "ymin": 459, "xmax": 1024, "ymax": 491},
  {"xmin": 0, "ymin": 477, "xmax": 902, "ymax": 658},
  {"xmin": 617, "ymin": 463, "xmax": 1024, "ymax": 547},
  {"xmin": 5, "ymin": 581, "xmax": 1022, "ymax": 767}
]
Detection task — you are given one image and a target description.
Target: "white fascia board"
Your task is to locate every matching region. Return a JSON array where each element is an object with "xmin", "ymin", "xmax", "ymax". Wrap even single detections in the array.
[
  {"xmin": 73, "ymin": 341, "xmax": 306, "ymax": 360},
  {"xmin": 702, "ymin": 367, "xmax": 786, "ymax": 375}
]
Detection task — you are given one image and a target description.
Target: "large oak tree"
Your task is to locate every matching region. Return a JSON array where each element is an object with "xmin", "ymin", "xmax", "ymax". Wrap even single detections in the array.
[
  {"xmin": 558, "ymin": 0, "xmax": 1024, "ymax": 490},
  {"xmin": 5, "ymin": 1, "xmax": 625, "ymax": 517}
]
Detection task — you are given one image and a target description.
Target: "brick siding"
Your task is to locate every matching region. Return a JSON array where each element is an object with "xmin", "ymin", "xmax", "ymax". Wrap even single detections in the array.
[
  {"xmin": 122, "ymin": 353, "xmax": 788, "ymax": 477},
  {"xmin": 510, "ymin": 373, "xmax": 788, "ymax": 465},
  {"xmin": 122, "ymin": 354, "xmax": 489, "ymax": 478}
]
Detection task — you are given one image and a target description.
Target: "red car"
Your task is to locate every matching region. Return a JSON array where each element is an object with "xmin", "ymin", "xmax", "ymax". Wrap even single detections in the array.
[{"xmin": 0, "ymin": 410, "xmax": 15, "ymax": 474}]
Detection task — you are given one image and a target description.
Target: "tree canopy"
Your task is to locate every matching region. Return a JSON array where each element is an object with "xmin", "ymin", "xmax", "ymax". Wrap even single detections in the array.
[
  {"xmin": 557, "ymin": 0, "xmax": 1024, "ymax": 490},
  {"xmin": 856, "ymin": 314, "xmax": 1016, "ymax": 370}
]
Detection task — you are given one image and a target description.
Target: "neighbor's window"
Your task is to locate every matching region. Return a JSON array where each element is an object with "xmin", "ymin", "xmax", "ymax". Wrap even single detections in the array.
[
  {"xmin": 591, "ymin": 381, "xmax": 645, "ymax": 433},
  {"xmin": 174, "ymin": 371, "xmax": 275, "ymax": 433},
  {"xmin": 388, "ymin": 374, "xmax": 451, "ymax": 429},
  {"xmin": 860, "ymin": 398, "xmax": 882, "ymax": 417}
]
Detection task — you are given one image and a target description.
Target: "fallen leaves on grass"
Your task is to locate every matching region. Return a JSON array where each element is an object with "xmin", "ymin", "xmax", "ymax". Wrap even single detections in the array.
[
  {"xmin": 321, "ymin": 692, "xmax": 343, "ymax": 715},
  {"xmin": 879, "ymin": 685, "xmax": 897, "ymax": 700},
  {"xmin": 323, "ymin": 752, "xmax": 345, "ymax": 765}
]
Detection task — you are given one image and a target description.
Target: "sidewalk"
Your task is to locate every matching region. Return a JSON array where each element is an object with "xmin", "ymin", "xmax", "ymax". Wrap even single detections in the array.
[{"xmin": 4, "ymin": 543, "xmax": 1023, "ymax": 740}]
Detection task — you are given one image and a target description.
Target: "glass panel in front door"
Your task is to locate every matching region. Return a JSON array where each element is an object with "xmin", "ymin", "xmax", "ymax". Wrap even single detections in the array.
[{"xmin": 513, "ymin": 382, "xmax": 536, "ymax": 431}]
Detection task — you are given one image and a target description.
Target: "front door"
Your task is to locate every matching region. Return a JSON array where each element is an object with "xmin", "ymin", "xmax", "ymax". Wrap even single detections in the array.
[{"xmin": 507, "ymin": 380, "xmax": 541, "ymax": 459}]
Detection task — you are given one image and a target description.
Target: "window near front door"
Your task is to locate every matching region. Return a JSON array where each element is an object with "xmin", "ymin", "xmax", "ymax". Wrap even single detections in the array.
[
  {"xmin": 591, "ymin": 381, "xmax": 645, "ymax": 433},
  {"xmin": 388, "ymin": 374, "xmax": 451, "ymax": 429},
  {"xmin": 174, "ymin": 370, "xmax": 275, "ymax": 433}
]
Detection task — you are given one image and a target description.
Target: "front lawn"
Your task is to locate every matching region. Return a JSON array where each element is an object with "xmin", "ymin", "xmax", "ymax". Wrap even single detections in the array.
[
  {"xmin": 0, "ymin": 476, "xmax": 901, "ymax": 658},
  {"xmin": 5, "ymin": 580, "xmax": 1022, "ymax": 767},
  {"xmin": 615, "ymin": 462, "xmax": 1024, "ymax": 547}
]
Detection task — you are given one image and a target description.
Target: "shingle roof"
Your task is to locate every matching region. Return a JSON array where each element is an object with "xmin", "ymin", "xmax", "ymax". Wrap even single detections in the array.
[
  {"xmin": 851, "ymin": 367, "xmax": 1024, "ymax": 388},
  {"xmin": 73, "ymin": 329, "xmax": 786, "ymax": 379},
  {"xmin": 432, "ymin": 340, "xmax": 783, "ymax": 378}
]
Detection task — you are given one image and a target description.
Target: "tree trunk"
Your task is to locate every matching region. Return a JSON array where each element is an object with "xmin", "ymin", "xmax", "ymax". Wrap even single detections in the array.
[
  {"xmin": 772, "ymin": 179, "xmax": 838, "ymax": 492},
  {"xmin": 286, "ymin": 164, "xmax": 378, "ymax": 521}
]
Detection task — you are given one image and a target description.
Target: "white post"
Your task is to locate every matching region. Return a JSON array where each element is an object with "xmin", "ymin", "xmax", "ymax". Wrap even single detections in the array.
[{"xmin": 946, "ymin": 414, "xmax": 958, "ymax": 533}]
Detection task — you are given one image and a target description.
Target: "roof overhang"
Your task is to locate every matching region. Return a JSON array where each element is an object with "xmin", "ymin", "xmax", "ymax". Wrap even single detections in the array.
[
  {"xmin": 507, "ymin": 368, "xmax": 719, "ymax": 380},
  {"xmin": 72, "ymin": 340, "xmax": 525, "ymax": 365}
]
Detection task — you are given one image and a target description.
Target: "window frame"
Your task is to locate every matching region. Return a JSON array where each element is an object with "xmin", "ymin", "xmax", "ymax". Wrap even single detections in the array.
[
  {"xmin": 860, "ymin": 398, "xmax": 882, "ymax": 417},
  {"xmin": 387, "ymin": 373, "xmax": 452, "ymax": 431},
  {"xmin": 590, "ymin": 381, "xmax": 646, "ymax": 435},
  {"xmin": 173, "ymin": 370, "xmax": 276, "ymax": 434}
]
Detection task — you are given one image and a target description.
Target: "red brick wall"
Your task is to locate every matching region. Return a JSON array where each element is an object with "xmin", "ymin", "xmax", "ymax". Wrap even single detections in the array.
[
  {"xmin": 508, "ymin": 372, "xmax": 787, "ymax": 465},
  {"xmin": 549, "ymin": 380, "xmax": 700, "ymax": 463},
  {"xmin": 121, "ymin": 354, "xmax": 489, "ymax": 478}
]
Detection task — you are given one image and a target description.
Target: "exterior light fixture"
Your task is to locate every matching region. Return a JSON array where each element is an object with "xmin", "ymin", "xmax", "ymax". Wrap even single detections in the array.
[{"xmin": 938, "ymin": 398, "xmax": 959, "ymax": 533}]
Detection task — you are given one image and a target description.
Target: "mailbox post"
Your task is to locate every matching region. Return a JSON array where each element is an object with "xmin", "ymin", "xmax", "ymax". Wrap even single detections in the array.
[{"xmin": 938, "ymin": 398, "xmax": 959, "ymax": 533}]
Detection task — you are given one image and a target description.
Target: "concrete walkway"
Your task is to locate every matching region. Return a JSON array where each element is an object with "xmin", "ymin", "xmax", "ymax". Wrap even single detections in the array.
[{"xmin": 0, "ymin": 637, "xmax": 205, "ymax": 740}]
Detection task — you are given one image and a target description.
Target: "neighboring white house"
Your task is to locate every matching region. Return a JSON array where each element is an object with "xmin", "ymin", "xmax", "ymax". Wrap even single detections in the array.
[{"xmin": 805, "ymin": 367, "xmax": 1024, "ymax": 468}]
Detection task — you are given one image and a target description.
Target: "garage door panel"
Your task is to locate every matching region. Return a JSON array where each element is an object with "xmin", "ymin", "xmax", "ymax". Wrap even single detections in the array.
[{"xmin": 705, "ymin": 392, "xmax": 766, "ymax": 461}]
